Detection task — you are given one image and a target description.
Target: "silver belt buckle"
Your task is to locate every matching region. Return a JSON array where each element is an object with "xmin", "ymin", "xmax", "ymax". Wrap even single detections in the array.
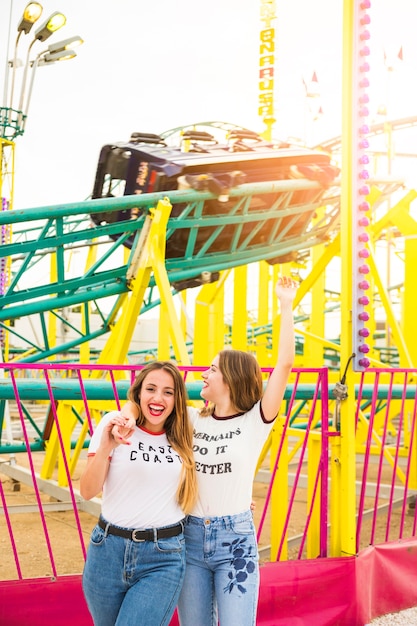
[{"xmin": 132, "ymin": 529, "xmax": 145, "ymax": 542}]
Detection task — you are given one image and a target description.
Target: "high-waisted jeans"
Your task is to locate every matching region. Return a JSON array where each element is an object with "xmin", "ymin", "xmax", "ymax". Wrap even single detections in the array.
[
  {"xmin": 82, "ymin": 520, "xmax": 186, "ymax": 626},
  {"xmin": 177, "ymin": 510, "xmax": 259, "ymax": 626}
]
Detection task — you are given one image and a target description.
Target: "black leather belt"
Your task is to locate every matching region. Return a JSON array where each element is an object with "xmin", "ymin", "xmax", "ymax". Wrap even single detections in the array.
[{"xmin": 98, "ymin": 517, "xmax": 184, "ymax": 542}]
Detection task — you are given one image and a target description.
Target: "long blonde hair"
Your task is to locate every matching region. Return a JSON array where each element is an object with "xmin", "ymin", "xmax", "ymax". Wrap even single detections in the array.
[{"xmin": 128, "ymin": 361, "xmax": 197, "ymax": 514}]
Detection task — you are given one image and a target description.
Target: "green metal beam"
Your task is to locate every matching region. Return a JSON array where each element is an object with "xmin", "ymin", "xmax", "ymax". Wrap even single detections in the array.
[{"xmin": 0, "ymin": 177, "xmax": 399, "ymax": 362}]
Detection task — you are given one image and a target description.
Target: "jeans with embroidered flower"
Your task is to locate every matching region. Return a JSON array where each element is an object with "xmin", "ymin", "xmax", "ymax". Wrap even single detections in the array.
[
  {"xmin": 177, "ymin": 510, "xmax": 259, "ymax": 626},
  {"xmin": 82, "ymin": 521, "xmax": 185, "ymax": 626}
]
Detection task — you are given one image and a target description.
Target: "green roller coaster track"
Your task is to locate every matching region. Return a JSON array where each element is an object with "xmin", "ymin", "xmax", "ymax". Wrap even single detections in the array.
[
  {"xmin": 0, "ymin": 175, "xmax": 402, "ymax": 363},
  {"xmin": 1, "ymin": 116, "xmax": 415, "ymax": 363}
]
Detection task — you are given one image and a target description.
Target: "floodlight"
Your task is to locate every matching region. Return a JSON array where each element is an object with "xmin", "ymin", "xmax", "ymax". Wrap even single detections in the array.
[
  {"xmin": 17, "ymin": 2, "xmax": 43, "ymax": 35},
  {"xmin": 48, "ymin": 36, "xmax": 84, "ymax": 54},
  {"xmin": 38, "ymin": 49, "xmax": 77, "ymax": 66},
  {"xmin": 34, "ymin": 12, "xmax": 66, "ymax": 42}
]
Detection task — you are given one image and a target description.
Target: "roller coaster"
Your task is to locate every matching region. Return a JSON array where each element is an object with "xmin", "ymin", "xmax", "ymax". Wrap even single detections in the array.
[{"xmin": 0, "ymin": 117, "xmax": 415, "ymax": 367}]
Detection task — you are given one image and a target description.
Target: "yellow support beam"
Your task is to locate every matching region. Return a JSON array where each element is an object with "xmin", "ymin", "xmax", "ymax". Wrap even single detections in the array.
[
  {"xmin": 0, "ymin": 137, "xmax": 15, "ymax": 361},
  {"xmin": 80, "ymin": 243, "xmax": 99, "ymax": 364},
  {"xmin": 303, "ymin": 209, "xmax": 326, "ymax": 368},
  {"xmin": 42, "ymin": 197, "xmax": 193, "ymax": 484},
  {"xmin": 337, "ymin": 0, "xmax": 357, "ymax": 559},
  {"xmin": 404, "ymin": 236, "xmax": 417, "ymax": 367},
  {"xmin": 231, "ymin": 265, "xmax": 248, "ymax": 350},
  {"xmin": 269, "ymin": 419, "xmax": 288, "ymax": 561},
  {"xmin": 193, "ymin": 273, "xmax": 228, "ymax": 365},
  {"xmin": 367, "ymin": 248, "xmax": 412, "ymax": 368},
  {"xmin": 255, "ymin": 262, "xmax": 271, "ymax": 366}
]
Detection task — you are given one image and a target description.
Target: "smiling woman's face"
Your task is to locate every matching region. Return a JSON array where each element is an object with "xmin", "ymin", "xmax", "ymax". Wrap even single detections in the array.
[
  {"xmin": 139, "ymin": 369, "xmax": 175, "ymax": 432},
  {"xmin": 200, "ymin": 355, "xmax": 229, "ymax": 404}
]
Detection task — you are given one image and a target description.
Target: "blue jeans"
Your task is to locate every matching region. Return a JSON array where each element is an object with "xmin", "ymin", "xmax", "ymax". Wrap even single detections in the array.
[
  {"xmin": 177, "ymin": 510, "xmax": 259, "ymax": 626},
  {"xmin": 82, "ymin": 520, "xmax": 186, "ymax": 626}
]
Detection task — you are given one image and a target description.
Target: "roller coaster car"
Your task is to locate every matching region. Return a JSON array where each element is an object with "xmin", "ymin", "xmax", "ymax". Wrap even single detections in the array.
[{"xmin": 91, "ymin": 125, "xmax": 339, "ymax": 288}]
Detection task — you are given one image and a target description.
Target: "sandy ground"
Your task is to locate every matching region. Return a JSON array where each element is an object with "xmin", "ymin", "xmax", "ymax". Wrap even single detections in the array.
[
  {"xmin": 367, "ymin": 607, "xmax": 417, "ymax": 625},
  {"xmin": 1, "ymin": 446, "xmax": 416, "ymax": 576}
]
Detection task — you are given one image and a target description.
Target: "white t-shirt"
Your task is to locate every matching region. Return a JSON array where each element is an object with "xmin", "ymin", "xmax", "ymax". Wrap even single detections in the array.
[
  {"xmin": 188, "ymin": 401, "xmax": 274, "ymax": 517},
  {"xmin": 87, "ymin": 411, "xmax": 185, "ymax": 528}
]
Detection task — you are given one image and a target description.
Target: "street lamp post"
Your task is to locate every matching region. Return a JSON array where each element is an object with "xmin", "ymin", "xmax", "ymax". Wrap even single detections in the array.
[
  {"xmin": 0, "ymin": 2, "xmax": 84, "ymax": 364},
  {"xmin": 4, "ymin": 1, "xmax": 43, "ymax": 113},
  {"xmin": 1, "ymin": 2, "xmax": 83, "ymax": 140},
  {"xmin": 23, "ymin": 35, "xmax": 84, "ymax": 126}
]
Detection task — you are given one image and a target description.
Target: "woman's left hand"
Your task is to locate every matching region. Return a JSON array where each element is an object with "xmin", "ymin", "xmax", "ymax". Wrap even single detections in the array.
[{"xmin": 275, "ymin": 276, "xmax": 298, "ymax": 304}]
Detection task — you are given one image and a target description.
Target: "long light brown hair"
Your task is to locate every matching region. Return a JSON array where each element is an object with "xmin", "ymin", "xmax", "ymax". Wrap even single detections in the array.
[
  {"xmin": 128, "ymin": 361, "xmax": 197, "ymax": 514},
  {"xmin": 201, "ymin": 349, "xmax": 264, "ymax": 416}
]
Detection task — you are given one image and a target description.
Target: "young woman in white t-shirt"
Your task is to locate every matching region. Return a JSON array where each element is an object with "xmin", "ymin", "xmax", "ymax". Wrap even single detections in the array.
[
  {"xmin": 80, "ymin": 361, "xmax": 197, "ymax": 626},
  {"xmin": 119, "ymin": 276, "xmax": 297, "ymax": 625}
]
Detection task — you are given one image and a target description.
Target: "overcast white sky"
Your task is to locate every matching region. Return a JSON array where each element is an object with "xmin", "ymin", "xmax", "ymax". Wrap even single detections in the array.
[{"xmin": 1, "ymin": 0, "xmax": 417, "ymax": 211}]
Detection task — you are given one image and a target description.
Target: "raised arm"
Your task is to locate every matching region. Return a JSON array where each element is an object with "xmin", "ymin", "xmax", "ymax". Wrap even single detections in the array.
[{"xmin": 261, "ymin": 276, "xmax": 297, "ymax": 422}]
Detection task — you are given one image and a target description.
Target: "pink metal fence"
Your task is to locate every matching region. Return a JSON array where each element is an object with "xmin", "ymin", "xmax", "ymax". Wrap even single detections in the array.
[
  {"xmin": 1, "ymin": 363, "xmax": 417, "ymax": 625},
  {"xmin": 0, "ymin": 363, "xmax": 330, "ymax": 580},
  {"xmin": 355, "ymin": 368, "xmax": 417, "ymax": 551}
]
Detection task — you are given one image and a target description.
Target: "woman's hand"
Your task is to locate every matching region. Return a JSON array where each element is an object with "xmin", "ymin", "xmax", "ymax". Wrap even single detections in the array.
[
  {"xmin": 110, "ymin": 415, "xmax": 136, "ymax": 446},
  {"xmin": 275, "ymin": 275, "xmax": 298, "ymax": 305}
]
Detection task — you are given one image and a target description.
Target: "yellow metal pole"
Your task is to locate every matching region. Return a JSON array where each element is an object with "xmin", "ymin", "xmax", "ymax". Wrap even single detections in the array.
[
  {"xmin": 42, "ymin": 198, "xmax": 193, "ymax": 482},
  {"xmin": 0, "ymin": 138, "xmax": 15, "ymax": 361},
  {"xmin": 232, "ymin": 265, "xmax": 248, "ymax": 350},
  {"xmin": 307, "ymin": 432, "xmax": 322, "ymax": 558},
  {"xmin": 337, "ymin": 0, "xmax": 357, "ymax": 558},
  {"xmin": 402, "ymin": 223, "xmax": 417, "ymax": 368},
  {"xmin": 48, "ymin": 254, "xmax": 57, "ymax": 352},
  {"xmin": 152, "ymin": 253, "xmax": 191, "ymax": 366},
  {"xmin": 403, "ymin": 236, "xmax": 417, "ymax": 487},
  {"xmin": 303, "ymin": 209, "xmax": 326, "ymax": 369},
  {"xmin": 255, "ymin": 262, "xmax": 271, "ymax": 366},
  {"xmin": 329, "ymin": 434, "xmax": 342, "ymax": 556},
  {"xmin": 180, "ymin": 291, "xmax": 188, "ymax": 341},
  {"xmin": 158, "ymin": 305, "xmax": 171, "ymax": 360},
  {"xmin": 79, "ymin": 243, "xmax": 99, "ymax": 364},
  {"xmin": 269, "ymin": 419, "xmax": 288, "ymax": 561},
  {"xmin": 367, "ymin": 248, "xmax": 412, "ymax": 367},
  {"xmin": 270, "ymin": 264, "xmax": 280, "ymax": 362},
  {"xmin": 193, "ymin": 274, "xmax": 227, "ymax": 365}
]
